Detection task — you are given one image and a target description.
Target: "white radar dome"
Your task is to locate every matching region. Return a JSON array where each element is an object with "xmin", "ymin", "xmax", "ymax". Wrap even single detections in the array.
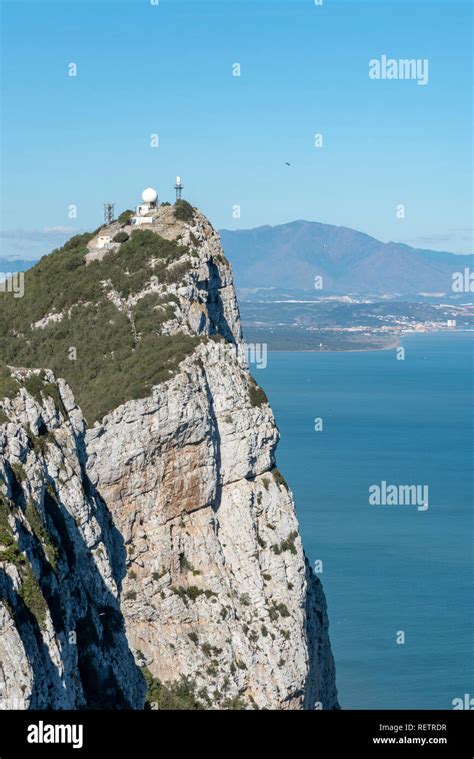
[{"xmin": 141, "ymin": 187, "xmax": 158, "ymax": 203}]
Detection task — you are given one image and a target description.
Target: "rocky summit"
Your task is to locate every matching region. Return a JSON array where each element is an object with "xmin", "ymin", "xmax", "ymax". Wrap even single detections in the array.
[{"xmin": 0, "ymin": 199, "xmax": 338, "ymax": 710}]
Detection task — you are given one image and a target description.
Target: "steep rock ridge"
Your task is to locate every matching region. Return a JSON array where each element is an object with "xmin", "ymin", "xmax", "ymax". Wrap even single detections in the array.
[
  {"xmin": 0, "ymin": 200, "xmax": 338, "ymax": 709},
  {"xmin": 0, "ymin": 370, "xmax": 145, "ymax": 709},
  {"xmin": 86, "ymin": 205, "xmax": 242, "ymax": 346},
  {"xmin": 86, "ymin": 341, "xmax": 338, "ymax": 709}
]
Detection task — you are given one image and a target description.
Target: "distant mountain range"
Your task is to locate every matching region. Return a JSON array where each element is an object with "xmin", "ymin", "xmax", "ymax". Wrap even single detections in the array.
[
  {"xmin": 0, "ymin": 258, "xmax": 34, "ymax": 274},
  {"xmin": 2, "ymin": 220, "xmax": 472, "ymax": 297},
  {"xmin": 220, "ymin": 220, "xmax": 473, "ymax": 295}
]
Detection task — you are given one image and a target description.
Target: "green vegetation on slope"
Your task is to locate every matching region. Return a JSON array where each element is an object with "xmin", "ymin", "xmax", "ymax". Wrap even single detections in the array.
[
  {"xmin": 141, "ymin": 666, "xmax": 247, "ymax": 710},
  {"xmin": 0, "ymin": 230, "xmax": 203, "ymax": 423},
  {"xmin": 248, "ymin": 376, "xmax": 268, "ymax": 408},
  {"xmin": 141, "ymin": 667, "xmax": 204, "ymax": 710},
  {"xmin": 25, "ymin": 500, "xmax": 59, "ymax": 571},
  {"xmin": 174, "ymin": 199, "xmax": 196, "ymax": 223},
  {"xmin": 118, "ymin": 209, "xmax": 134, "ymax": 224},
  {"xmin": 0, "ymin": 364, "xmax": 19, "ymax": 400},
  {"xmin": 0, "ymin": 496, "xmax": 48, "ymax": 628}
]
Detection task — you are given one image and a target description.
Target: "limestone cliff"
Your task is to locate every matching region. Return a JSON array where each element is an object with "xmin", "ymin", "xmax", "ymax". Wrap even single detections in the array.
[
  {"xmin": 0, "ymin": 201, "xmax": 338, "ymax": 710},
  {"xmin": 0, "ymin": 371, "xmax": 145, "ymax": 708}
]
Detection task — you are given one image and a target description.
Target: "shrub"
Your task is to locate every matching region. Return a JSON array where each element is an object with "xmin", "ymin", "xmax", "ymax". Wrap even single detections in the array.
[
  {"xmin": 63, "ymin": 233, "xmax": 94, "ymax": 251},
  {"xmin": 10, "ymin": 462, "xmax": 26, "ymax": 483},
  {"xmin": 201, "ymin": 642, "xmax": 212, "ymax": 657},
  {"xmin": 20, "ymin": 569, "xmax": 48, "ymax": 628},
  {"xmin": 272, "ymin": 467, "xmax": 289, "ymax": 491},
  {"xmin": 269, "ymin": 601, "xmax": 290, "ymax": 620},
  {"xmin": 0, "ymin": 364, "xmax": 18, "ymax": 400},
  {"xmin": 248, "ymin": 378, "xmax": 268, "ymax": 408},
  {"xmin": 185, "ymin": 585, "xmax": 202, "ymax": 602},
  {"xmin": 125, "ymin": 590, "xmax": 137, "ymax": 601},
  {"xmin": 180, "ymin": 555, "xmax": 194, "ymax": 572},
  {"xmin": 174, "ymin": 199, "xmax": 195, "ymax": 223},
  {"xmin": 280, "ymin": 530, "xmax": 298, "ymax": 554},
  {"xmin": 25, "ymin": 500, "xmax": 59, "ymax": 571},
  {"xmin": 222, "ymin": 696, "xmax": 246, "ymax": 710},
  {"xmin": 171, "ymin": 585, "xmax": 215, "ymax": 604},
  {"xmin": 198, "ymin": 687, "xmax": 211, "ymax": 705},
  {"xmin": 118, "ymin": 209, "xmax": 134, "ymax": 224},
  {"xmin": 271, "ymin": 530, "xmax": 298, "ymax": 556},
  {"xmin": 141, "ymin": 668, "xmax": 204, "ymax": 710},
  {"xmin": 0, "ymin": 498, "xmax": 22, "ymax": 565},
  {"xmin": 26, "ymin": 428, "xmax": 56, "ymax": 459},
  {"xmin": 113, "ymin": 232, "xmax": 129, "ymax": 243},
  {"xmin": 152, "ymin": 568, "xmax": 167, "ymax": 582},
  {"xmin": 268, "ymin": 605, "xmax": 279, "ymax": 622}
]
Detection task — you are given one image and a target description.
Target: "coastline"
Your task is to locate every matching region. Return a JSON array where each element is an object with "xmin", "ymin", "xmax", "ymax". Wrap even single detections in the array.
[{"xmin": 262, "ymin": 329, "xmax": 474, "ymax": 355}]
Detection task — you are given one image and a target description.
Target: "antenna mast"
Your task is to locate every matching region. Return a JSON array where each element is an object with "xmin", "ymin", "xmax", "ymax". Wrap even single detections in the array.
[
  {"xmin": 103, "ymin": 203, "xmax": 116, "ymax": 225},
  {"xmin": 174, "ymin": 176, "xmax": 183, "ymax": 201}
]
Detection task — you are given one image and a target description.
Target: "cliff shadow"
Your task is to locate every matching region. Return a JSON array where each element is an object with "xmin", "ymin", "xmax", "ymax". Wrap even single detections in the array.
[
  {"xmin": 1, "ymin": 455, "xmax": 144, "ymax": 709},
  {"xmin": 201, "ymin": 260, "xmax": 239, "ymax": 345}
]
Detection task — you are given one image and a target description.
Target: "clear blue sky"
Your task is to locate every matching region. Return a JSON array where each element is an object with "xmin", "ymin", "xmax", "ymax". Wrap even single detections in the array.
[{"xmin": 1, "ymin": 0, "xmax": 472, "ymax": 260}]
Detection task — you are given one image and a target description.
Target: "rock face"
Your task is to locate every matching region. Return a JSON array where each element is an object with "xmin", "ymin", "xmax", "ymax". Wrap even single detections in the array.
[
  {"xmin": 0, "ymin": 203, "xmax": 338, "ymax": 710},
  {"xmin": 85, "ymin": 206, "xmax": 243, "ymax": 348},
  {"xmin": 0, "ymin": 371, "xmax": 146, "ymax": 709}
]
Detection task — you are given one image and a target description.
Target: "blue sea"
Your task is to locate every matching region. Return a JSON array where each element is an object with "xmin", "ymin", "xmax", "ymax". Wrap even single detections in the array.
[{"xmin": 257, "ymin": 332, "xmax": 473, "ymax": 709}]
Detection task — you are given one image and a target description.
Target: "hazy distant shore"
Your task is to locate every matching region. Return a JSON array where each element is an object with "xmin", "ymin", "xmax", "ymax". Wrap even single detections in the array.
[
  {"xmin": 244, "ymin": 325, "xmax": 473, "ymax": 354},
  {"xmin": 242, "ymin": 326, "xmax": 400, "ymax": 353}
]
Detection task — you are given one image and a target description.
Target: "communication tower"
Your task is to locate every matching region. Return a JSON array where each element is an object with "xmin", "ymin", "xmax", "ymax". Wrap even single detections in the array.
[
  {"xmin": 103, "ymin": 203, "xmax": 115, "ymax": 225},
  {"xmin": 174, "ymin": 176, "xmax": 183, "ymax": 201}
]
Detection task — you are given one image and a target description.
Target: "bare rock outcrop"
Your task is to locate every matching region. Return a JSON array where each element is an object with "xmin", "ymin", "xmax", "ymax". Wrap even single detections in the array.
[{"xmin": 0, "ymin": 202, "xmax": 338, "ymax": 710}]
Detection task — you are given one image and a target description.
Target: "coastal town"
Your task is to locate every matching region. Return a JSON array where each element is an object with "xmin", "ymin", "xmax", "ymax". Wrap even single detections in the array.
[{"xmin": 239, "ymin": 294, "xmax": 474, "ymax": 351}]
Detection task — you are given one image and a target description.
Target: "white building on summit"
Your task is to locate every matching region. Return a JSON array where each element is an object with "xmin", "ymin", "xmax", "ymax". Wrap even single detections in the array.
[{"xmin": 132, "ymin": 187, "xmax": 158, "ymax": 225}]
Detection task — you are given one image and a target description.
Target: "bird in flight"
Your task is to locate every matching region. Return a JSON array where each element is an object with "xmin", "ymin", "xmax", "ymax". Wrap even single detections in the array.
[{"xmin": 285, "ymin": 162, "xmax": 291, "ymax": 166}]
